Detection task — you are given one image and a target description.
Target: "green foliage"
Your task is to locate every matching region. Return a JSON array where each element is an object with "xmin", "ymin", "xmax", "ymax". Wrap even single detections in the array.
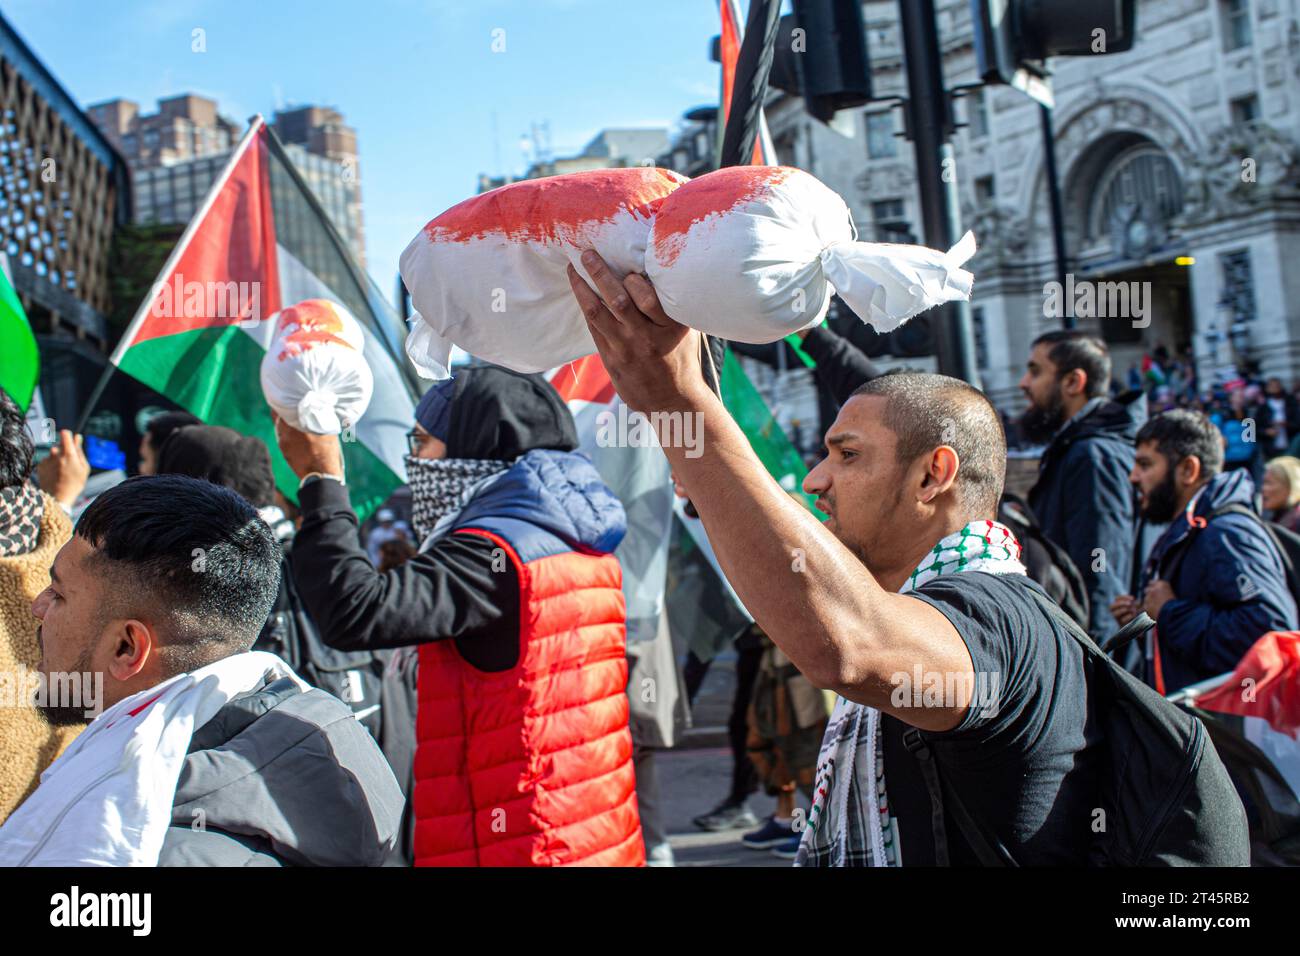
[{"xmin": 106, "ymin": 222, "xmax": 184, "ymax": 349}]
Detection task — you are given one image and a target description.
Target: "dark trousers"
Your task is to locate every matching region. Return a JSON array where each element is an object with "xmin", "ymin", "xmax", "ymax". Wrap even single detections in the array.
[{"xmin": 684, "ymin": 636, "xmax": 762, "ymax": 806}]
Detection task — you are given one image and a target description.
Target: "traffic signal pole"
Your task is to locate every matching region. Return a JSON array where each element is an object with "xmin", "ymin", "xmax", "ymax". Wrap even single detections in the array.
[
  {"xmin": 897, "ymin": 0, "xmax": 981, "ymax": 387},
  {"xmin": 1039, "ymin": 102, "xmax": 1073, "ymax": 329}
]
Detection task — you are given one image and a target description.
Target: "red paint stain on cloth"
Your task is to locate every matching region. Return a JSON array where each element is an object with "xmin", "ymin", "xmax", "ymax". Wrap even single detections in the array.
[
  {"xmin": 651, "ymin": 165, "xmax": 794, "ymax": 267},
  {"xmin": 274, "ymin": 299, "xmax": 354, "ymax": 361},
  {"xmin": 423, "ymin": 167, "xmax": 687, "ymax": 245}
]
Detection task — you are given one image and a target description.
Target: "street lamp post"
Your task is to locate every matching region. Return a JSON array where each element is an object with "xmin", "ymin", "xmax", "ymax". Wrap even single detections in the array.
[{"xmin": 897, "ymin": 0, "xmax": 981, "ymax": 387}]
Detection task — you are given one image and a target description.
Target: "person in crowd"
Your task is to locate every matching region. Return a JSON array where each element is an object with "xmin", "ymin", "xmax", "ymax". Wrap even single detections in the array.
[
  {"xmin": 674, "ymin": 468, "xmax": 764, "ymax": 835},
  {"xmin": 740, "ymin": 624, "xmax": 831, "ymax": 859},
  {"xmin": 272, "ymin": 363, "xmax": 644, "ymax": 867},
  {"xmin": 35, "ymin": 429, "xmax": 91, "ymax": 513},
  {"xmin": 1, "ymin": 474, "xmax": 402, "ymax": 865},
  {"xmin": 568, "ymin": 252, "xmax": 1112, "ymax": 866},
  {"xmin": 1261, "ymin": 455, "xmax": 1300, "ymax": 532},
  {"xmin": 1113, "ymin": 410, "xmax": 1297, "ymax": 692},
  {"xmin": 366, "ymin": 507, "xmax": 412, "ymax": 565},
  {"xmin": 1211, "ymin": 386, "xmax": 1271, "ymax": 488},
  {"xmin": 0, "ymin": 389, "xmax": 82, "ymax": 824},
  {"xmin": 1263, "ymin": 378, "xmax": 1300, "ymax": 457},
  {"xmin": 684, "ymin": 628, "xmax": 763, "ymax": 833},
  {"xmin": 154, "ymin": 423, "xmax": 386, "ymax": 737},
  {"xmin": 137, "ymin": 409, "xmax": 200, "ymax": 475},
  {"xmin": 34, "ymin": 408, "xmax": 198, "ymax": 516},
  {"xmin": 1018, "ymin": 331, "xmax": 1145, "ymax": 642}
]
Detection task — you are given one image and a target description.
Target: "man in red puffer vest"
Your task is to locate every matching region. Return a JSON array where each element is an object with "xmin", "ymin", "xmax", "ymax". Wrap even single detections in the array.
[{"xmin": 275, "ymin": 364, "xmax": 643, "ymax": 866}]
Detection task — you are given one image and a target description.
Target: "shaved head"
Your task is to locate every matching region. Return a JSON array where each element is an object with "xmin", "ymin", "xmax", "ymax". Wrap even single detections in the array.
[{"xmin": 850, "ymin": 372, "xmax": 1006, "ymax": 519}]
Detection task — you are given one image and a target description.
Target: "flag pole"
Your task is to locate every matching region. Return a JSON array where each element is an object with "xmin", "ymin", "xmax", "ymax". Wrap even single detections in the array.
[
  {"xmin": 75, "ymin": 116, "xmax": 268, "ymax": 433},
  {"xmin": 260, "ymin": 125, "xmax": 422, "ymax": 400}
]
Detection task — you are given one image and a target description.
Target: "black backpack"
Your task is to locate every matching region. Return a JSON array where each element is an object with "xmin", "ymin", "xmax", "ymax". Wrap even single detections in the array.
[
  {"xmin": 998, "ymin": 493, "xmax": 1091, "ymax": 631},
  {"xmin": 904, "ymin": 588, "xmax": 1251, "ymax": 866}
]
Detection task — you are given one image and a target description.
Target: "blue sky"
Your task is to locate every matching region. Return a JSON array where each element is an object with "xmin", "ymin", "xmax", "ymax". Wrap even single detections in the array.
[{"xmin": 4, "ymin": 0, "xmax": 723, "ymax": 293}]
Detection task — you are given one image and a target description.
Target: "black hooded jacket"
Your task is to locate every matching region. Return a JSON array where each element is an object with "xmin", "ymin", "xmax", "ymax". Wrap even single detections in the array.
[
  {"xmin": 290, "ymin": 365, "xmax": 580, "ymax": 667},
  {"xmin": 1027, "ymin": 392, "xmax": 1146, "ymax": 641}
]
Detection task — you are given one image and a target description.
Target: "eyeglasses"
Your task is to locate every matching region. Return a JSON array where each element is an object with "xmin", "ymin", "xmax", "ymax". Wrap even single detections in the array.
[{"xmin": 406, "ymin": 429, "xmax": 424, "ymax": 456}]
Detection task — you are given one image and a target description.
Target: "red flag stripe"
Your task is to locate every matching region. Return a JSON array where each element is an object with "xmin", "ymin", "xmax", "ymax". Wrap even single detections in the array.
[{"xmin": 129, "ymin": 127, "xmax": 282, "ymax": 346}]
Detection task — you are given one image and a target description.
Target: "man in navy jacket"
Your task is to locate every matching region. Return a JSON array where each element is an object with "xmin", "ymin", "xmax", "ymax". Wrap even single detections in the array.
[
  {"xmin": 1021, "ymin": 332, "xmax": 1145, "ymax": 642},
  {"xmin": 1115, "ymin": 409, "xmax": 1297, "ymax": 692}
]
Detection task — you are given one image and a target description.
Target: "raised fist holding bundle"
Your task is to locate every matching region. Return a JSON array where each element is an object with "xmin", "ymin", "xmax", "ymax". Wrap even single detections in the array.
[
  {"xmin": 260, "ymin": 298, "xmax": 374, "ymax": 435},
  {"xmin": 400, "ymin": 164, "xmax": 975, "ymax": 378}
]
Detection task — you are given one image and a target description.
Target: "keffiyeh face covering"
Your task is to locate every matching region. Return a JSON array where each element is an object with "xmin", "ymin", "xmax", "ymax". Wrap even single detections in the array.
[{"xmin": 406, "ymin": 455, "xmax": 510, "ymax": 543}]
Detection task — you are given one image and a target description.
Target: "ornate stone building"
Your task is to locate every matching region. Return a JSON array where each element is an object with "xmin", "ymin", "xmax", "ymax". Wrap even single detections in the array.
[
  {"xmin": 0, "ymin": 12, "xmax": 128, "ymax": 348},
  {"xmin": 757, "ymin": 0, "xmax": 1300, "ymax": 407}
]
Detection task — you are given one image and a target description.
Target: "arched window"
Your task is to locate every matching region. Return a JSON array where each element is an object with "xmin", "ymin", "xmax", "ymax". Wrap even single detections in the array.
[{"xmin": 1089, "ymin": 145, "xmax": 1184, "ymax": 244}]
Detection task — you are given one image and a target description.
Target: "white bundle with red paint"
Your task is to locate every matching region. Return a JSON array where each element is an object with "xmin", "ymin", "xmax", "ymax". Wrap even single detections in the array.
[
  {"xmin": 260, "ymin": 298, "xmax": 374, "ymax": 434},
  {"xmin": 399, "ymin": 165, "xmax": 974, "ymax": 378},
  {"xmin": 646, "ymin": 165, "xmax": 976, "ymax": 342},
  {"xmin": 400, "ymin": 167, "xmax": 689, "ymax": 379}
]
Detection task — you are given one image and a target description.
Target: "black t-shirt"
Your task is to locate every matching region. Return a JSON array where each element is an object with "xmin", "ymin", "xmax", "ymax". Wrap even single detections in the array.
[{"xmin": 882, "ymin": 572, "xmax": 1103, "ymax": 865}]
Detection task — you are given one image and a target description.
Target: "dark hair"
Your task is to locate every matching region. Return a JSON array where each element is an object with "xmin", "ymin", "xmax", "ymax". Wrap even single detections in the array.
[
  {"xmin": 1136, "ymin": 409, "xmax": 1224, "ymax": 478},
  {"xmin": 145, "ymin": 410, "xmax": 201, "ymax": 452},
  {"xmin": 1033, "ymin": 331, "xmax": 1111, "ymax": 398},
  {"xmin": 156, "ymin": 424, "xmax": 276, "ymax": 509},
  {"xmin": 849, "ymin": 372, "xmax": 1006, "ymax": 517},
  {"xmin": 0, "ymin": 386, "xmax": 34, "ymax": 490},
  {"xmin": 75, "ymin": 474, "xmax": 280, "ymax": 674}
]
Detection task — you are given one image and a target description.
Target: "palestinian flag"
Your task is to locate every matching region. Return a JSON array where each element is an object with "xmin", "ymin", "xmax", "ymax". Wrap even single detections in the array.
[
  {"xmin": 548, "ymin": 349, "xmax": 815, "ymax": 518},
  {"xmin": 110, "ymin": 116, "xmax": 419, "ymax": 519},
  {"xmin": 0, "ymin": 253, "xmax": 38, "ymax": 412},
  {"xmin": 719, "ymin": 0, "xmax": 775, "ymax": 167}
]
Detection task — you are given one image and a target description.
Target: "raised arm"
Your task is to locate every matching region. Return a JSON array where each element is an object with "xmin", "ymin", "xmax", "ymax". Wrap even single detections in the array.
[{"xmin": 567, "ymin": 253, "xmax": 974, "ymax": 731}]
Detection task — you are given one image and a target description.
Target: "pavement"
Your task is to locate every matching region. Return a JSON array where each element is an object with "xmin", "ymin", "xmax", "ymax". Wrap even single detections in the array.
[{"xmin": 654, "ymin": 650, "xmax": 790, "ymax": 868}]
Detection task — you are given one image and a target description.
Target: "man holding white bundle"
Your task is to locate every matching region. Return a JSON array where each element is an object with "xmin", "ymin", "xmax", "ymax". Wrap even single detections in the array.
[
  {"xmin": 0, "ymin": 474, "xmax": 403, "ymax": 866},
  {"xmin": 566, "ymin": 250, "xmax": 1247, "ymax": 866}
]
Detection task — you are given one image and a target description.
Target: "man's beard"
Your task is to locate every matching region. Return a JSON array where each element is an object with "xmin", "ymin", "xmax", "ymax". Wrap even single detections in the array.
[
  {"xmin": 35, "ymin": 640, "xmax": 97, "ymax": 727},
  {"xmin": 1138, "ymin": 471, "xmax": 1182, "ymax": 525},
  {"xmin": 1018, "ymin": 389, "xmax": 1066, "ymax": 445}
]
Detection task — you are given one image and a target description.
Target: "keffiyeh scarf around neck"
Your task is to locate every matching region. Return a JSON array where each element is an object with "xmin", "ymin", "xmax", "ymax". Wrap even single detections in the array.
[
  {"xmin": 795, "ymin": 520, "xmax": 1025, "ymax": 867},
  {"xmin": 406, "ymin": 455, "xmax": 511, "ymax": 547},
  {"xmin": 0, "ymin": 480, "xmax": 44, "ymax": 557}
]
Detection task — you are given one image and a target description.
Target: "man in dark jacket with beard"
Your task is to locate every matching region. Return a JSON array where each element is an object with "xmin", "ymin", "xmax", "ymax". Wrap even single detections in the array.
[
  {"xmin": 1020, "ymin": 331, "xmax": 1146, "ymax": 643},
  {"xmin": 273, "ymin": 364, "xmax": 644, "ymax": 867},
  {"xmin": 1115, "ymin": 409, "xmax": 1298, "ymax": 693}
]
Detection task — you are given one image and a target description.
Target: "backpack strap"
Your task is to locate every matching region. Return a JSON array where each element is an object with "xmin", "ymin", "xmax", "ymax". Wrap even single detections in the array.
[
  {"xmin": 1209, "ymin": 503, "xmax": 1300, "ymax": 595},
  {"xmin": 1100, "ymin": 611, "xmax": 1156, "ymax": 657},
  {"xmin": 1160, "ymin": 502, "xmax": 1299, "ymax": 598},
  {"xmin": 902, "ymin": 726, "xmax": 1019, "ymax": 867}
]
